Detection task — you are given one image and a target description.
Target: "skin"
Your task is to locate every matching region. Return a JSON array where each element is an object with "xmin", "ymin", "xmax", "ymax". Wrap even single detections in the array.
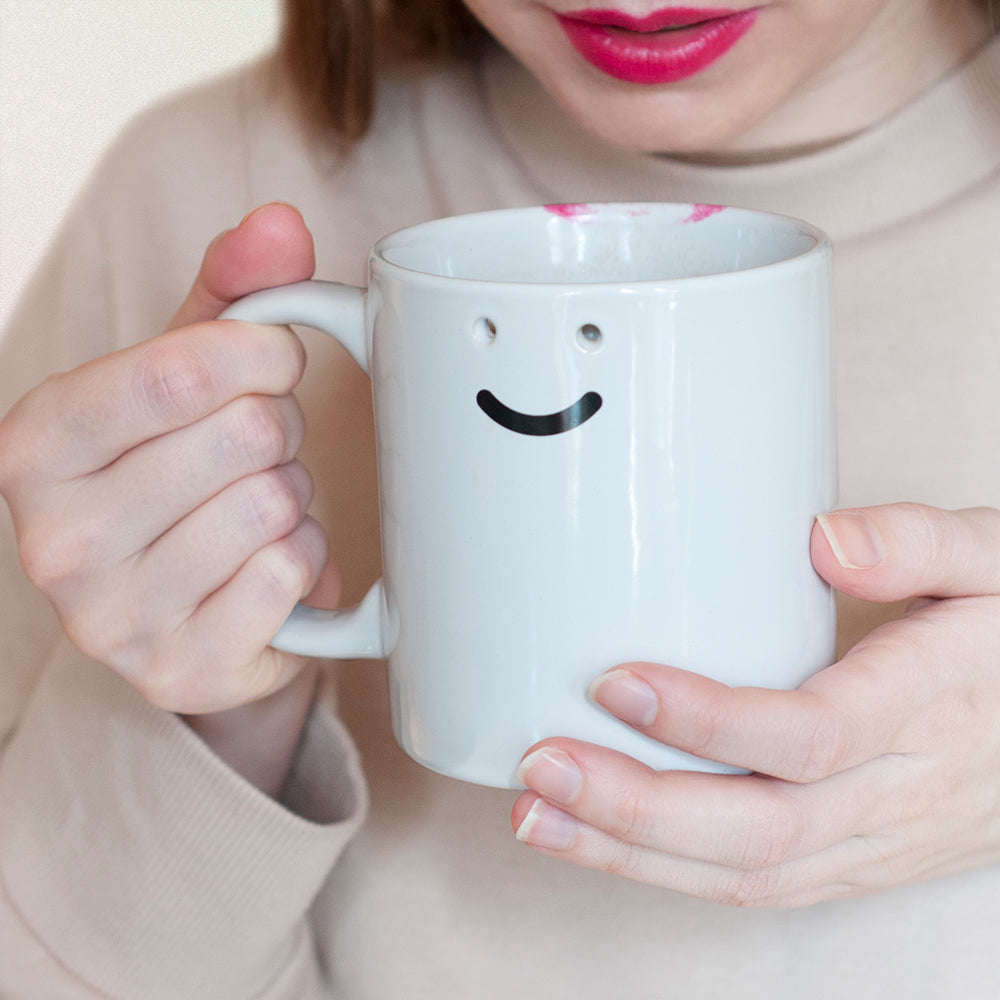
[
  {"xmin": 0, "ymin": 204, "xmax": 329, "ymax": 798},
  {"xmin": 0, "ymin": 1, "xmax": 996, "ymax": 900},
  {"xmin": 461, "ymin": 0, "xmax": 994, "ymax": 157},
  {"xmin": 513, "ymin": 506, "xmax": 1000, "ymax": 905}
]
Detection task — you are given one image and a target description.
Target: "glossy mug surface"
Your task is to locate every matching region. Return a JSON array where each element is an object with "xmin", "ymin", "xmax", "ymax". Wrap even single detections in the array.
[{"xmin": 221, "ymin": 203, "xmax": 837, "ymax": 788}]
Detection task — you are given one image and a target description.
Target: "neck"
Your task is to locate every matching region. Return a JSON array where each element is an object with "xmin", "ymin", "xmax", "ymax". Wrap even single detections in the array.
[{"xmin": 680, "ymin": 2, "xmax": 995, "ymax": 166}]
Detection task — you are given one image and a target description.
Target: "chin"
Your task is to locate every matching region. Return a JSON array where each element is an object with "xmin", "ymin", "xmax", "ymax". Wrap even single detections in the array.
[
  {"xmin": 555, "ymin": 85, "xmax": 764, "ymax": 156},
  {"xmin": 585, "ymin": 118, "xmax": 749, "ymax": 156}
]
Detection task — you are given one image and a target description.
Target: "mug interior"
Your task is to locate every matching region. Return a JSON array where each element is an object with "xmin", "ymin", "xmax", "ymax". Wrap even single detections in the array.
[{"xmin": 377, "ymin": 203, "xmax": 823, "ymax": 284}]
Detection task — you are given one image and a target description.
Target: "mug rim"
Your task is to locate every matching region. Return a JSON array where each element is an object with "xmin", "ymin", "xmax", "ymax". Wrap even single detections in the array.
[{"xmin": 370, "ymin": 202, "xmax": 830, "ymax": 289}]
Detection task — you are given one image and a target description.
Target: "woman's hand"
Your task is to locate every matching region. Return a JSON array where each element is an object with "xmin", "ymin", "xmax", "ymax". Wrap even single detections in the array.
[
  {"xmin": 512, "ymin": 503, "xmax": 1000, "ymax": 908},
  {"xmin": 0, "ymin": 203, "xmax": 333, "ymax": 718}
]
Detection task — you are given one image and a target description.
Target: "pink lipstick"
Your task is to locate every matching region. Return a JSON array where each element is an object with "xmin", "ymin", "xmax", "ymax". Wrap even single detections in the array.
[{"xmin": 556, "ymin": 6, "xmax": 760, "ymax": 85}]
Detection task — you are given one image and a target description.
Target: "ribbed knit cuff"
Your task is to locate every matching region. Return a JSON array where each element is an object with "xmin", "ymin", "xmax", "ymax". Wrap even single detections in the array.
[{"xmin": 0, "ymin": 641, "xmax": 367, "ymax": 1000}]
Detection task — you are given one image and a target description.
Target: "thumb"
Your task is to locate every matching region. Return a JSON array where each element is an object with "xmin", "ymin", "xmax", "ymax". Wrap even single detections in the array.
[
  {"xmin": 167, "ymin": 202, "xmax": 315, "ymax": 331},
  {"xmin": 811, "ymin": 502, "xmax": 1000, "ymax": 602}
]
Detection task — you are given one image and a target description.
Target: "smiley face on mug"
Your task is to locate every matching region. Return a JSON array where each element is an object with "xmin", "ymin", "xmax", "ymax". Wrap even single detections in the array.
[{"xmin": 475, "ymin": 318, "xmax": 605, "ymax": 436}]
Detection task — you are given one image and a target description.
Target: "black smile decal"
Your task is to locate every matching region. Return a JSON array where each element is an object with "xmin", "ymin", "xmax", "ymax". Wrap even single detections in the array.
[{"xmin": 476, "ymin": 389, "xmax": 603, "ymax": 436}]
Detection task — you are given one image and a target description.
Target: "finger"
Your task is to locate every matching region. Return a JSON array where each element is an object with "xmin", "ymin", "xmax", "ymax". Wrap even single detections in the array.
[
  {"xmin": 167, "ymin": 202, "xmax": 315, "ymax": 331},
  {"xmin": 592, "ymin": 588, "xmax": 1000, "ymax": 782},
  {"xmin": 181, "ymin": 515, "xmax": 329, "ymax": 702},
  {"xmin": 136, "ymin": 460, "xmax": 315, "ymax": 625},
  {"xmin": 513, "ymin": 741, "xmax": 958, "ymax": 907},
  {"xmin": 511, "ymin": 790, "xmax": 865, "ymax": 908},
  {"xmin": 132, "ymin": 516, "xmax": 328, "ymax": 713},
  {"xmin": 586, "ymin": 653, "xmax": 911, "ymax": 782},
  {"xmin": 514, "ymin": 746, "xmax": 817, "ymax": 866},
  {"xmin": 89, "ymin": 393, "xmax": 306, "ymax": 555},
  {"xmin": 515, "ymin": 740, "xmax": 913, "ymax": 870},
  {"xmin": 2, "ymin": 321, "xmax": 306, "ymax": 485},
  {"xmin": 812, "ymin": 503, "xmax": 1000, "ymax": 600}
]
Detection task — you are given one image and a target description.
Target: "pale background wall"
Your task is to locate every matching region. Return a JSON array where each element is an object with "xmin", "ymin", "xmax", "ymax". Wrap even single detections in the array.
[{"xmin": 0, "ymin": 0, "xmax": 281, "ymax": 331}]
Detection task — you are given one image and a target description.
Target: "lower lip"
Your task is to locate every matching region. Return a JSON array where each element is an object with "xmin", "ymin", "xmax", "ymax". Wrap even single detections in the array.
[{"xmin": 556, "ymin": 7, "xmax": 760, "ymax": 85}]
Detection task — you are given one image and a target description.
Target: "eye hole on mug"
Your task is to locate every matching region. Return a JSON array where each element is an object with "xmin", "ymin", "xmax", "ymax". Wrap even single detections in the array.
[
  {"xmin": 473, "ymin": 317, "xmax": 497, "ymax": 345},
  {"xmin": 576, "ymin": 323, "xmax": 603, "ymax": 353}
]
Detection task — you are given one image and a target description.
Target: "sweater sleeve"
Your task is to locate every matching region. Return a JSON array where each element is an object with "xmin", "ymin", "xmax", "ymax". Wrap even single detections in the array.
[
  {"xmin": 0, "ymin": 643, "xmax": 367, "ymax": 1000},
  {"xmin": 0, "ymin": 67, "xmax": 369, "ymax": 999}
]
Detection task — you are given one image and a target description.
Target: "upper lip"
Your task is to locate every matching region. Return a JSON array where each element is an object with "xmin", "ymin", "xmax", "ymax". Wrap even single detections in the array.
[{"xmin": 558, "ymin": 7, "xmax": 747, "ymax": 32}]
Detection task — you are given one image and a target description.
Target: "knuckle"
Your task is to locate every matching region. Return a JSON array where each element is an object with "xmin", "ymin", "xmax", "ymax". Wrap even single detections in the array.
[
  {"xmin": 255, "ymin": 534, "xmax": 317, "ymax": 604},
  {"xmin": 66, "ymin": 598, "xmax": 139, "ymax": 666},
  {"xmin": 0, "ymin": 401, "xmax": 35, "ymax": 488},
  {"xmin": 277, "ymin": 336, "xmax": 308, "ymax": 394},
  {"xmin": 214, "ymin": 320, "xmax": 306, "ymax": 395},
  {"xmin": 17, "ymin": 530, "xmax": 60, "ymax": 590},
  {"xmin": 128, "ymin": 658, "xmax": 192, "ymax": 712},
  {"xmin": 715, "ymin": 864, "xmax": 784, "ymax": 908},
  {"xmin": 0, "ymin": 439, "xmax": 16, "ymax": 491},
  {"xmin": 905, "ymin": 502, "xmax": 956, "ymax": 585},
  {"xmin": 739, "ymin": 793, "xmax": 807, "ymax": 869},
  {"xmin": 261, "ymin": 326, "xmax": 307, "ymax": 393},
  {"xmin": 601, "ymin": 840, "xmax": 648, "ymax": 882},
  {"xmin": 18, "ymin": 518, "xmax": 95, "ymax": 591},
  {"xmin": 225, "ymin": 396, "xmax": 291, "ymax": 469},
  {"xmin": 686, "ymin": 698, "xmax": 724, "ymax": 755},
  {"xmin": 247, "ymin": 469, "xmax": 305, "ymax": 539},
  {"xmin": 136, "ymin": 339, "xmax": 216, "ymax": 423},
  {"xmin": 123, "ymin": 638, "xmax": 220, "ymax": 713},
  {"xmin": 608, "ymin": 779, "xmax": 657, "ymax": 844},
  {"xmin": 0, "ymin": 376, "xmax": 69, "ymax": 488},
  {"xmin": 790, "ymin": 701, "xmax": 853, "ymax": 782}
]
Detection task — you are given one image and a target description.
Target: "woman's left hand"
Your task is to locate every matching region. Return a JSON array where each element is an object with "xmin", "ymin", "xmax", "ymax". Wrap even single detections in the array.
[{"xmin": 512, "ymin": 503, "xmax": 1000, "ymax": 908}]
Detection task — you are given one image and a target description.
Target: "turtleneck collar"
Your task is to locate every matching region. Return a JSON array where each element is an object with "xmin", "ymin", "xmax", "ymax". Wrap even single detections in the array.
[{"xmin": 480, "ymin": 37, "xmax": 1000, "ymax": 243}]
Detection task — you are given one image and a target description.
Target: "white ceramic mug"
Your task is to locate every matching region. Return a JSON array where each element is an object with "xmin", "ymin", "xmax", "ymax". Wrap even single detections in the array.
[{"xmin": 221, "ymin": 202, "xmax": 837, "ymax": 788}]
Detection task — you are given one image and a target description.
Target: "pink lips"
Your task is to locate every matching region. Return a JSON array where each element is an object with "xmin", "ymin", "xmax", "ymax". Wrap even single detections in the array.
[{"xmin": 556, "ymin": 6, "xmax": 760, "ymax": 84}]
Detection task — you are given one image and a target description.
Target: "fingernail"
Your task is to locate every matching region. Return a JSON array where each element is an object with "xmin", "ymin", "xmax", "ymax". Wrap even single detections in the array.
[
  {"xmin": 239, "ymin": 201, "xmax": 296, "ymax": 227},
  {"xmin": 515, "ymin": 799, "xmax": 578, "ymax": 850},
  {"xmin": 238, "ymin": 205, "xmax": 265, "ymax": 226},
  {"xmin": 817, "ymin": 512, "xmax": 885, "ymax": 569},
  {"xmin": 589, "ymin": 669, "xmax": 658, "ymax": 728},
  {"xmin": 516, "ymin": 748, "xmax": 583, "ymax": 804}
]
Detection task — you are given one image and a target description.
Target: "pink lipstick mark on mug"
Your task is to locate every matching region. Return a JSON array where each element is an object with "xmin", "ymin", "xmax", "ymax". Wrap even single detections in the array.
[
  {"xmin": 545, "ymin": 203, "xmax": 651, "ymax": 218},
  {"xmin": 545, "ymin": 203, "xmax": 593, "ymax": 218},
  {"xmin": 684, "ymin": 203, "xmax": 725, "ymax": 223}
]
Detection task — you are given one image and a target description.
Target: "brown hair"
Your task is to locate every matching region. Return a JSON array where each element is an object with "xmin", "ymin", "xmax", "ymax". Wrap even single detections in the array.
[{"xmin": 279, "ymin": 0, "xmax": 488, "ymax": 145}]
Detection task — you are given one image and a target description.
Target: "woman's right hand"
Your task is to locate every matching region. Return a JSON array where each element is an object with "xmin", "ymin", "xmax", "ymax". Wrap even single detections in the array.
[{"xmin": 0, "ymin": 203, "xmax": 333, "ymax": 715}]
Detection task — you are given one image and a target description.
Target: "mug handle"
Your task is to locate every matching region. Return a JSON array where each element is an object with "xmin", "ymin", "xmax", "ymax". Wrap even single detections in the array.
[{"xmin": 219, "ymin": 280, "xmax": 391, "ymax": 660}]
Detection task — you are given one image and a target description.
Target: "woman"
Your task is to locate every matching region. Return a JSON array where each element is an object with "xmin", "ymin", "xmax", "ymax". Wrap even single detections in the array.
[{"xmin": 1, "ymin": 1, "xmax": 998, "ymax": 996}]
